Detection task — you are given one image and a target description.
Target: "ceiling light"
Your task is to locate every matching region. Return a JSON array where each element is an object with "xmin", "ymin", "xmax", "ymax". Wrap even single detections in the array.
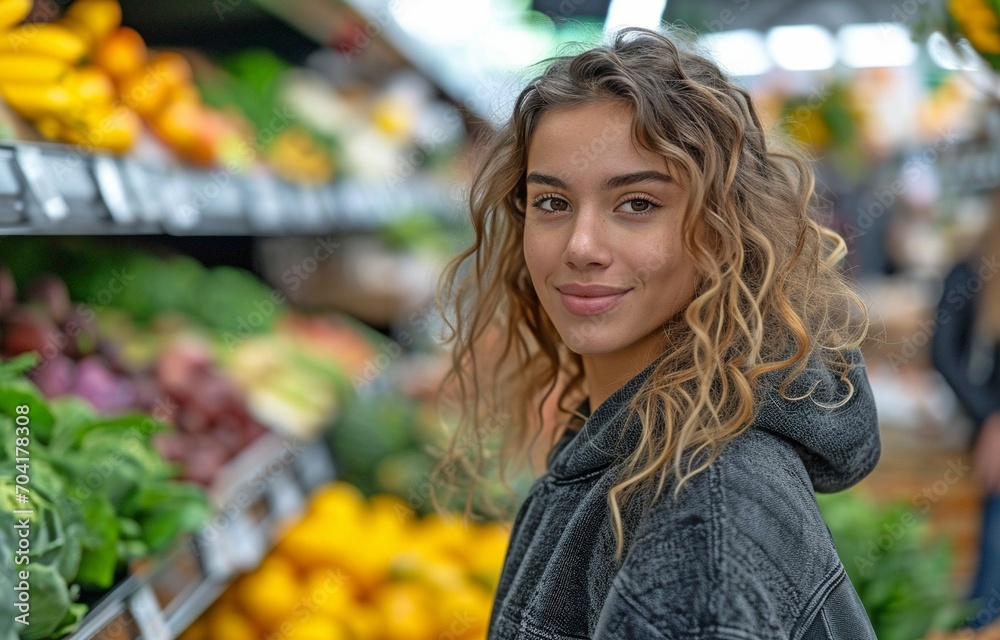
[
  {"xmin": 838, "ymin": 23, "xmax": 918, "ymax": 67},
  {"xmin": 700, "ymin": 29, "xmax": 772, "ymax": 76},
  {"xmin": 766, "ymin": 24, "xmax": 837, "ymax": 71},
  {"xmin": 604, "ymin": 0, "xmax": 668, "ymax": 33}
]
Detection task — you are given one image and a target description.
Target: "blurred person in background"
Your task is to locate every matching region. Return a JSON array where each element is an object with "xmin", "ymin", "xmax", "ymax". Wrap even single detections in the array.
[
  {"xmin": 932, "ymin": 202, "xmax": 1000, "ymax": 629},
  {"xmin": 433, "ymin": 27, "xmax": 881, "ymax": 638}
]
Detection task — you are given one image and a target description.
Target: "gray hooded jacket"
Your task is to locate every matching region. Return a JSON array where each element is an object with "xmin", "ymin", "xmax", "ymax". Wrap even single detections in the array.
[{"xmin": 486, "ymin": 347, "xmax": 881, "ymax": 639}]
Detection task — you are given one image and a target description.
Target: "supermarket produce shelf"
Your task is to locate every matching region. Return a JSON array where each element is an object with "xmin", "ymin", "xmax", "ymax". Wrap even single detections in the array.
[
  {"xmin": 0, "ymin": 142, "xmax": 462, "ymax": 235},
  {"xmin": 252, "ymin": 0, "xmax": 500, "ymax": 122},
  {"xmin": 65, "ymin": 432, "xmax": 337, "ymax": 640}
]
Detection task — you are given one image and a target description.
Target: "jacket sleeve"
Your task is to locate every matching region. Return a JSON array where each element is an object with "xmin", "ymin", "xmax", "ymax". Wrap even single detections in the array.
[
  {"xmin": 930, "ymin": 262, "xmax": 1000, "ymax": 444},
  {"xmin": 591, "ymin": 466, "xmax": 790, "ymax": 640},
  {"xmin": 594, "ymin": 578, "xmax": 779, "ymax": 640},
  {"xmin": 593, "ymin": 553, "xmax": 876, "ymax": 640}
]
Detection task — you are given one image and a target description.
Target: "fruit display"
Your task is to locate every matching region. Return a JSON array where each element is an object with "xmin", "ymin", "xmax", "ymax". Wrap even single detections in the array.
[
  {"xmin": 196, "ymin": 49, "xmax": 337, "ymax": 185},
  {"xmin": 0, "ymin": 0, "xmax": 466, "ymax": 186},
  {"xmin": 0, "ymin": 238, "xmax": 398, "ymax": 475},
  {"xmin": 0, "ymin": 0, "xmax": 142, "ymax": 153},
  {"xmin": 0, "ymin": 0, "xmax": 248, "ymax": 162},
  {"xmin": 181, "ymin": 481, "xmax": 508, "ymax": 640},
  {"xmin": 224, "ymin": 313, "xmax": 379, "ymax": 439},
  {"xmin": 0, "ymin": 353, "xmax": 209, "ymax": 639}
]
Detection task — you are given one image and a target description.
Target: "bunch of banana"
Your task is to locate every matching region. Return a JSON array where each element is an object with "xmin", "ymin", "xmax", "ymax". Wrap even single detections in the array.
[{"xmin": 0, "ymin": 0, "xmax": 139, "ymax": 153}]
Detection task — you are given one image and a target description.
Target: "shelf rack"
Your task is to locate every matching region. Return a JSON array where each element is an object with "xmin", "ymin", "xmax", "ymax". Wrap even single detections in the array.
[
  {"xmin": 0, "ymin": 142, "xmax": 462, "ymax": 235},
  {"xmin": 65, "ymin": 432, "xmax": 337, "ymax": 640}
]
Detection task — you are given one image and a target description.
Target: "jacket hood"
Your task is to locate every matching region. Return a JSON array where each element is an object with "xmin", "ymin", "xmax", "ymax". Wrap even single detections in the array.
[{"xmin": 547, "ymin": 347, "xmax": 881, "ymax": 493}]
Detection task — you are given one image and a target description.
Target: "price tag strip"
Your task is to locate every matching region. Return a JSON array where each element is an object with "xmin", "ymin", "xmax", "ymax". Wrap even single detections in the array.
[
  {"xmin": 15, "ymin": 145, "xmax": 69, "ymax": 223},
  {"xmin": 226, "ymin": 508, "xmax": 269, "ymax": 572},
  {"xmin": 150, "ymin": 539, "xmax": 205, "ymax": 616},
  {"xmin": 121, "ymin": 160, "xmax": 162, "ymax": 224},
  {"xmin": 128, "ymin": 585, "xmax": 171, "ymax": 640},
  {"xmin": 268, "ymin": 470, "xmax": 305, "ymax": 524},
  {"xmin": 92, "ymin": 155, "xmax": 134, "ymax": 225},
  {"xmin": 295, "ymin": 441, "xmax": 337, "ymax": 492}
]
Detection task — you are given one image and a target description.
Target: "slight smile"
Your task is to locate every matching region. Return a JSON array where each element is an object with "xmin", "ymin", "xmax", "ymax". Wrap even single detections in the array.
[{"xmin": 556, "ymin": 284, "xmax": 632, "ymax": 316}]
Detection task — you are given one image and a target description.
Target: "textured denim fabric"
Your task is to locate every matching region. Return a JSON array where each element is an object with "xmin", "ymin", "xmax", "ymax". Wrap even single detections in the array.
[{"xmin": 487, "ymin": 347, "xmax": 881, "ymax": 639}]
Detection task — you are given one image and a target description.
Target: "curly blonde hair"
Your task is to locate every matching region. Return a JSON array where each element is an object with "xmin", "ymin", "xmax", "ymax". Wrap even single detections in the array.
[{"xmin": 429, "ymin": 26, "xmax": 869, "ymax": 561}]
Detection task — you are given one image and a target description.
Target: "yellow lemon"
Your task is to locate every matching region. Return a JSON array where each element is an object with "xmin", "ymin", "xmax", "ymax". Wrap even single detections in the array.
[
  {"xmin": 302, "ymin": 568, "xmax": 356, "ymax": 618},
  {"xmin": 340, "ymin": 603, "xmax": 383, "ymax": 639},
  {"xmin": 236, "ymin": 560, "xmax": 303, "ymax": 631},
  {"xmin": 285, "ymin": 614, "xmax": 350, "ymax": 640},
  {"xmin": 309, "ymin": 481, "xmax": 367, "ymax": 522},
  {"xmin": 208, "ymin": 605, "xmax": 259, "ymax": 640},
  {"xmin": 374, "ymin": 583, "xmax": 436, "ymax": 640}
]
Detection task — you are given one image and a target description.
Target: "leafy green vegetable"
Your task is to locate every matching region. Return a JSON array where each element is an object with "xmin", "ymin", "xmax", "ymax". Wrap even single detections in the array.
[
  {"xmin": 817, "ymin": 490, "xmax": 978, "ymax": 640},
  {"xmin": 0, "ymin": 362, "xmax": 210, "ymax": 637},
  {"xmin": 1, "ymin": 238, "xmax": 283, "ymax": 334}
]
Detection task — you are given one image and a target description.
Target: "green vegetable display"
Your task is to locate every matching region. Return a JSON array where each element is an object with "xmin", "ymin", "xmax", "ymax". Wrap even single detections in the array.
[
  {"xmin": 817, "ymin": 490, "xmax": 977, "ymax": 640},
  {"xmin": 0, "ymin": 354, "xmax": 209, "ymax": 639},
  {"xmin": 328, "ymin": 392, "xmax": 535, "ymax": 520},
  {"xmin": 1, "ymin": 238, "xmax": 281, "ymax": 335}
]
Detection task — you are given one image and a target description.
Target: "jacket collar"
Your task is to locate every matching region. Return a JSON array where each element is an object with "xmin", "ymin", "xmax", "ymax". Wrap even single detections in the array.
[
  {"xmin": 548, "ymin": 351, "xmax": 668, "ymax": 481},
  {"xmin": 546, "ymin": 347, "xmax": 880, "ymax": 491}
]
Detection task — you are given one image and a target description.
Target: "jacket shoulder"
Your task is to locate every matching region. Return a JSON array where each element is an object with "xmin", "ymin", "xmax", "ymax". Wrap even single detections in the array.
[{"xmin": 608, "ymin": 429, "xmax": 850, "ymax": 637}]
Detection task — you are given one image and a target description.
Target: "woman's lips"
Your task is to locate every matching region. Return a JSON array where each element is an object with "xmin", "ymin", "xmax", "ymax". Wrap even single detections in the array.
[{"xmin": 558, "ymin": 290, "xmax": 630, "ymax": 316}]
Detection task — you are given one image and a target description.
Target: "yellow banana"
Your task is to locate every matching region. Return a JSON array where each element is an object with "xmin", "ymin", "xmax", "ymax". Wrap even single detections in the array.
[
  {"xmin": 0, "ymin": 0, "xmax": 31, "ymax": 32},
  {"xmin": 0, "ymin": 81, "xmax": 76, "ymax": 119},
  {"xmin": 0, "ymin": 24, "xmax": 88, "ymax": 62},
  {"xmin": 64, "ymin": 66, "xmax": 115, "ymax": 105},
  {"xmin": 0, "ymin": 54, "xmax": 71, "ymax": 82},
  {"xmin": 55, "ymin": 16, "xmax": 96, "ymax": 50},
  {"xmin": 34, "ymin": 115, "xmax": 64, "ymax": 141},
  {"xmin": 60, "ymin": 105, "xmax": 139, "ymax": 153},
  {"xmin": 65, "ymin": 0, "xmax": 121, "ymax": 43}
]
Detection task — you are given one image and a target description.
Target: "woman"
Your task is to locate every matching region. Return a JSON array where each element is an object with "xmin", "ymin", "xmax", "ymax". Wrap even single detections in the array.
[
  {"xmin": 432, "ymin": 27, "xmax": 881, "ymax": 638},
  {"xmin": 931, "ymin": 204, "xmax": 1000, "ymax": 630}
]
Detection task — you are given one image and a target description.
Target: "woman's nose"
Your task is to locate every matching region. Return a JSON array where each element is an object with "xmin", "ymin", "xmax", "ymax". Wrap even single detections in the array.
[{"xmin": 562, "ymin": 207, "xmax": 611, "ymax": 269}]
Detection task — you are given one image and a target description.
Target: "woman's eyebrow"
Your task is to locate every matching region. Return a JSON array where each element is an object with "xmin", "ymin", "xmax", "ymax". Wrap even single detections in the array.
[
  {"xmin": 525, "ymin": 171, "xmax": 673, "ymax": 190},
  {"xmin": 525, "ymin": 172, "xmax": 567, "ymax": 188},
  {"xmin": 601, "ymin": 171, "xmax": 673, "ymax": 189}
]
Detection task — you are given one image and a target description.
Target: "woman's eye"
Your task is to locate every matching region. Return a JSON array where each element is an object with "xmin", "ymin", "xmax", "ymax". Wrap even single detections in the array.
[
  {"xmin": 533, "ymin": 197, "xmax": 570, "ymax": 212},
  {"xmin": 618, "ymin": 198, "xmax": 657, "ymax": 215}
]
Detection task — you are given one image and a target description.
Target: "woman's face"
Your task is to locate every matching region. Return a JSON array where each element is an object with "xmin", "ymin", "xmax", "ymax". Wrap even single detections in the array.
[{"xmin": 523, "ymin": 100, "xmax": 699, "ymax": 358}]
